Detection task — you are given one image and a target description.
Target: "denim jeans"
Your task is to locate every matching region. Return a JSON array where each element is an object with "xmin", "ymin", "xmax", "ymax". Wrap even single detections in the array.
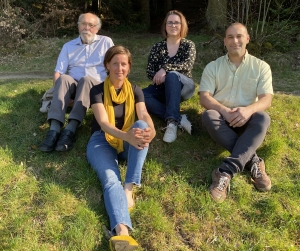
[
  {"xmin": 142, "ymin": 71, "xmax": 195, "ymax": 123},
  {"xmin": 202, "ymin": 110, "xmax": 270, "ymax": 174},
  {"xmin": 86, "ymin": 120, "xmax": 149, "ymax": 232}
]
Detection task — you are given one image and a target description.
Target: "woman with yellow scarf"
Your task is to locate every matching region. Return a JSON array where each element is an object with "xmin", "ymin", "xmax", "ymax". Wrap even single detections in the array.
[{"xmin": 86, "ymin": 45, "xmax": 156, "ymax": 251}]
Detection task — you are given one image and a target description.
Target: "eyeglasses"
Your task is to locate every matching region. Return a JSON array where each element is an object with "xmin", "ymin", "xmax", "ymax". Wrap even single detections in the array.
[
  {"xmin": 166, "ymin": 21, "xmax": 181, "ymax": 27},
  {"xmin": 78, "ymin": 22, "xmax": 98, "ymax": 29}
]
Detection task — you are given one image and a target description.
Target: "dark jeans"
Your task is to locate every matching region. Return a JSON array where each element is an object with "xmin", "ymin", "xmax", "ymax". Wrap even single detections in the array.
[
  {"xmin": 142, "ymin": 71, "xmax": 195, "ymax": 123},
  {"xmin": 202, "ymin": 110, "xmax": 271, "ymax": 174}
]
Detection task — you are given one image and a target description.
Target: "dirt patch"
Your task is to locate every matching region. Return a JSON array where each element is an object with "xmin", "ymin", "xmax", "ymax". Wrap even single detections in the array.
[{"xmin": 0, "ymin": 73, "xmax": 52, "ymax": 80}]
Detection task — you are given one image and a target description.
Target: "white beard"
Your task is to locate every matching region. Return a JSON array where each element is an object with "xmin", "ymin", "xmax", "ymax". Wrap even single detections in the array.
[{"xmin": 80, "ymin": 32, "xmax": 95, "ymax": 44}]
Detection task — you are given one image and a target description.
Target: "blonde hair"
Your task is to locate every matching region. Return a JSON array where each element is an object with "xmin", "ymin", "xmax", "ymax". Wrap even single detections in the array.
[{"xmin": 161, "ymin": 10, "xmax": 188, "ymax": 38}]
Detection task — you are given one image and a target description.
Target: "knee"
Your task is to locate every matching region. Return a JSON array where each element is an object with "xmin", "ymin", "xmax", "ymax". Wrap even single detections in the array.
[
  {"xmin": 79, "ymin": 76, "xmax": 92, "ymax": 82},
  {"xmin": 78, "ymin": 76, "xmax": 96, "ymax": 88},
  {"xmin": 165, "ymin": 71, "xmax": 180, "ymax": 84},
  {"xmin": 202, "ymin": 110, "xmax": 221, "ymax": 127},
  {"xmin": 59, "ymin": 74, "xmax": 71, "ymax": 81},
  {"xmin": 252, "ymin": 111, "xmax": 271, "ymax": 128},
  {"xmin": 55, "ymin": 74, "xmax": 74, "ymax": 87},
  {"xmin": 132, "ymin": 120, "xmax": 148, "ymax": 130}
]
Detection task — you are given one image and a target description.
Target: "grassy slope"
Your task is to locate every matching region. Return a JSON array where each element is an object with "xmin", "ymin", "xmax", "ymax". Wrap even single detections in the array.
[{"xmin": 0, "ymin": 33, "xmax": 299, "ymax": 251}]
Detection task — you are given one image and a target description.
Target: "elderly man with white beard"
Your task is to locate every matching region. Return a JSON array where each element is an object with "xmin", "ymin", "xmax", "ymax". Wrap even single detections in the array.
[{"xmin": 39, "ymin": 13, "xmax": 114, "ymax": 152}]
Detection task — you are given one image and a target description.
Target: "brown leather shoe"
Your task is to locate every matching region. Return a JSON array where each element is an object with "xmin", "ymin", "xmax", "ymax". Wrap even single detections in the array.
[
  {"xmin": 209, "ymin": 168, "xmax": 231, "ymax": 203},
  {"xmin": 250, "ymin": 158, "xmax": 271, "ymax": 191}
]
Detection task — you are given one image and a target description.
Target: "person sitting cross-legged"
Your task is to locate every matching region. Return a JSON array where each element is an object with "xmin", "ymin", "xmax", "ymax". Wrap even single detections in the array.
[{"xmin": 199, "ymin": 22, "xmax": 273, "ymax": 203}]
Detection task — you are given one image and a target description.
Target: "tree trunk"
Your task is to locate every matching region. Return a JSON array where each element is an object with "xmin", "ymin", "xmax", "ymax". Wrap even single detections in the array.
[
  {"xmin": 91, "ymin": 0, "xmax": 99, "ymax": 14},
  {"xmin": 206, "ymin": 0, "xmax": 228, "ymax": 31},
  {"xmin": 140, "ymin": 0, "xmax": 150, "ymax": 28},
  {"xmin": 164, "ymin": 0, "xmax": 172, "ymax": 14}
]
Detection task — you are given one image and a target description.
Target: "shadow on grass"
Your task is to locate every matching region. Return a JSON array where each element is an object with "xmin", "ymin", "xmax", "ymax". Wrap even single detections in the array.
[
  {"xmin": 2, "ymin": 79, "xmax": 298, "ymax": 250},
  {"xmin": 0, "ymin": 81, "xmax": 113, "ymax": 250}
]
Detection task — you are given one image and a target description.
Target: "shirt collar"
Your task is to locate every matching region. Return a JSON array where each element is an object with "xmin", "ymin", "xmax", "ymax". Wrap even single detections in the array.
[{"xmin": 226, "ymin": 49, "xmax": 249, "ymax": 63}]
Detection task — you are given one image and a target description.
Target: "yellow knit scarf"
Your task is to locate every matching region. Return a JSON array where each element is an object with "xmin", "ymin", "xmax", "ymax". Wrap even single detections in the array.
[{"xmin": 103, "ymin": 76, "xmax": 135, "ymax": 153}]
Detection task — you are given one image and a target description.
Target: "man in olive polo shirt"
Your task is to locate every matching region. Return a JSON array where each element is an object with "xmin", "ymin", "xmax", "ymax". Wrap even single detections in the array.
[{"xmin": 199, "ymin": 22, "xmax": 273, "ymax": 203}]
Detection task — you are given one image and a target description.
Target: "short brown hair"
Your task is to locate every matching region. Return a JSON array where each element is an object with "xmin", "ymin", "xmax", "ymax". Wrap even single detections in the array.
[
  {"xmin": 161, "ymin": 10, "xmax": 188, "ymax": 38},
  {"xmin": 225, "ymin": 22, "xmax": 249, "ymax": 37},
  {"xmin": 104, "ymin": 45, "xmax": 132, "ymax": 74}
]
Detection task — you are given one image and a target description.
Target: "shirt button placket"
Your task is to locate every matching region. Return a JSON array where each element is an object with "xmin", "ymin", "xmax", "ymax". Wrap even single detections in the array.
[{"xmin": 85, "ymin": 44, "xmax": 89, "ymax": 76}]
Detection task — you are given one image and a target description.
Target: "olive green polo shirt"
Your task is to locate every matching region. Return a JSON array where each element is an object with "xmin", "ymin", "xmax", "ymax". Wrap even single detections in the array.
[{"xmin": 199, "ymin": 51, "xmax": 273, "ymax": 108}]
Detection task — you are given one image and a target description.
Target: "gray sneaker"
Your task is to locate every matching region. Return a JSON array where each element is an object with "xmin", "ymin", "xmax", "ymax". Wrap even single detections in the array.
[
  {"xmin": 209, "ymin": 168, "xmax": 231, "ymax": 203},
  {"xmin": 250, "ymin": 158, "xmax": 271, "ymax": 191}
]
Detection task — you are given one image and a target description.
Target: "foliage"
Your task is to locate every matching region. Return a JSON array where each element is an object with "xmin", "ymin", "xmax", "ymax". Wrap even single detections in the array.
[
  {"xmin": 109, "ymin": 23, "xmax": 150, "ymax": 34},
  {"xmin": 0, "ymin": 7, "xmax": 28, "ymax": 54},
  {"xmin": 226, "ymin": 0, "xmax": 300, "ymax": 54},
  {"xmin": 38, "ymin": 0, "xmax": 80, "ymax": 37}
]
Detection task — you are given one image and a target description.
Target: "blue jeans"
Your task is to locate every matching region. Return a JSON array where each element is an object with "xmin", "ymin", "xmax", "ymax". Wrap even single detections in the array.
[
  {"xmin": 142, "ymin": 71, "xmax": 195, "ymax": 123},
  {"xmin": 86, "ymin": 120, "xmax": 149, "ymax": 232},
  {"xmin": 202, "ymin": 110, "xmax": 270, "ymax": 174}
]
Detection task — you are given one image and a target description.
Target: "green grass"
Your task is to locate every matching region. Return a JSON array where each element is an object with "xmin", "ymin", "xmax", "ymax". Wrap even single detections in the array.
[{"xmin": 0, "ymin": 33, "xmax": 300, "ymax": 251}]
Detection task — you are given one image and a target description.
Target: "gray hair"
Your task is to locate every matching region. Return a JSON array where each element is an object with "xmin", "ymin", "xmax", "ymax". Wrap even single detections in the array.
[{"xmin": 78, "ymin": 13, "xmax": 102, "ymax": 29}]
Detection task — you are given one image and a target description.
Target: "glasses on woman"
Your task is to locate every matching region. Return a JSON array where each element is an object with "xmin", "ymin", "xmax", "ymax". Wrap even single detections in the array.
[
  {"xmin": 166, "ymin": 21, "xmax": 181, "ymax": 27},
  {"xmin": 78, "ymin": 22, "xmax": 98, "ymax": 29}
]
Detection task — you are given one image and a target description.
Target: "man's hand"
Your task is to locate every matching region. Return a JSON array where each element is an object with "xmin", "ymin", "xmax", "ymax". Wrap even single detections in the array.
[
  {"xmin": 228, "ymin": 107, "xmax": 253, "ymax": 127},
  {"xmin": 153, "ymin": 68, "xmax": 166, "ymax": 85}
]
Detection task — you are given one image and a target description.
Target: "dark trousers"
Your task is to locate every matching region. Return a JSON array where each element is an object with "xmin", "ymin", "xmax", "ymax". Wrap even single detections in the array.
[
  {"xmin": 202, "ymin": 110, "xmax": 271, "ymax": 174},
  {"xmin": 142, "ymin": 71, "xmax": 195, "ymax": 123},
  {"xmin": 47, "ymin": 75, "xmax": 100, "ymax": 126}
]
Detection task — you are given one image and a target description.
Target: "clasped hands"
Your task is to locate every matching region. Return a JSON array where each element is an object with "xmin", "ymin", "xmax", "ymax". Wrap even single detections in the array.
[
  {"xmin": 127, "ymin": 127, "xmax": 153, "ymax": 150},
  {"xmin": 224, "ymin": 107, "xmax": 253, "ymax": 128}
]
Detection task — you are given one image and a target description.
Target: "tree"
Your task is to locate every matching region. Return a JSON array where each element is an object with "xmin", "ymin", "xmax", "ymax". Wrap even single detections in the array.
[
  {"xmin": 206, "ymin": 0, "xmax": 227, "ymax": 31},
  {"xmin": 164, "ymin": 0, "xmax": 172, "ymax": 13},
  {"xmin": 140, "ymin": 0, "xmax": 150, "ymax": 28},
  {"xmin": 0, "ymin": 0, "xmax": 9, "ymax": 9}
]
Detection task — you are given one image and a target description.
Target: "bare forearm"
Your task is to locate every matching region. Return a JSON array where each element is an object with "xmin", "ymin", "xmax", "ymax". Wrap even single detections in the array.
[
  {"xmin": 53, "ymin": 72, "xmax": 61, "ymax": 86},
  {"xmin": 142, "ymin": 112, "xmax": 156, "ymax": 140},
  {"xmin": 99, "ymin": 121, "xmax": 128, "ymax": 141},
  {"xmin": 200, "ymin": 92, "xmax": 230, "ymax": 116},
  {"xmin": 246, "ymin": 94, "xmax": 273, "ymax": 114}
]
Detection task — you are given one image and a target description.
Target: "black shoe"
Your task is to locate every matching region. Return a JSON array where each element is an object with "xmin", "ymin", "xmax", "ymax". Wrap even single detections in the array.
[
  {"xmin": 39, "ymin": 130, "xmax": 60, "ymax": 152},
  {"xmin": 55, "ymin": 129, "xmax": 75, "ymax": 152}
]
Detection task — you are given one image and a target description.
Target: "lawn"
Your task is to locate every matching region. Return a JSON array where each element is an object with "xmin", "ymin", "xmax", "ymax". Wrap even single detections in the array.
[{"xmin": 0, "ymin": 32, "xmax": 299, "ymax": 251}]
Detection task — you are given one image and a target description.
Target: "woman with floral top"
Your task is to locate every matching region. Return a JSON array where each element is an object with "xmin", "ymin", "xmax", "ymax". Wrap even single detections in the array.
[{"xmin": 142, "ymin": 10, "xmax": 196, "ymax": 143}]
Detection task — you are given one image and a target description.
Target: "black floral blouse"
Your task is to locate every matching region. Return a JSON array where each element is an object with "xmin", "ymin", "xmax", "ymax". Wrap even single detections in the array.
[{"xmin": 146, "ymin": 38, "xmax": 196, "ymax": 80}]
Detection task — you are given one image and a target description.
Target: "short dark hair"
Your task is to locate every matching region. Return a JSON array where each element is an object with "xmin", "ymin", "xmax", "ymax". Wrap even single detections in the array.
[
  {"xmin": 225, "ymin": 22, "xmax": 248, "ymax": 37},
  {"xmin": 104, "ymin": 45, "xmax": 132, "ymax": 74},
  {"xmin": 161, "ymin": 10, "xmax": 188, "ymax": 38}
]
